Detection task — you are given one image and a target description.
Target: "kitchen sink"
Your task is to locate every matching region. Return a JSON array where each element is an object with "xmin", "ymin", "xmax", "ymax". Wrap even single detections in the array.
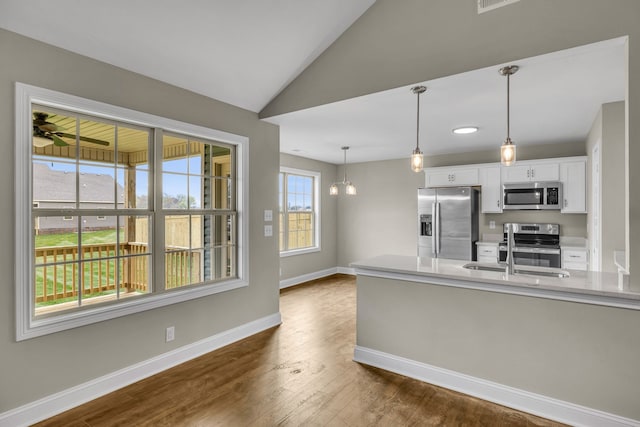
[
  {"xmin": 462, "ymin": 263, "xmax": 506, "ymax": 273},
  {"xmin": 462, "ymin": 263, "xmax": 570, "ymax": 278}
]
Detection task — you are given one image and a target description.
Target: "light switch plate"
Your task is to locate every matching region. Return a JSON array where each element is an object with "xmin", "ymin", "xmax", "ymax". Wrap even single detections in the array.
[
  {"xmin": 264, "ymin": 225, "xmax": 273, "ymax": 237},
  {"xmin": 264, "ymin": 209, "xmax": 273, "ymax": 221}
]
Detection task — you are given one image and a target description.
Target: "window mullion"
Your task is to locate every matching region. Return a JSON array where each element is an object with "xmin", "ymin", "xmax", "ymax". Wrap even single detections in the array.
[
  {"xmin": 282, "ymin": 173, "xmax": 289, "ymax": 251},
  {"xmin": 153, "ymin": 128, "xmax": 166, "ymax": 292}
]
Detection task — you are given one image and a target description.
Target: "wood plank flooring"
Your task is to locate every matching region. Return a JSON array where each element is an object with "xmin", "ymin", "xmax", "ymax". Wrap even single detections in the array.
[{"xmin": 35, "ymin": 274, "xmax": 565, "ymax": 426}]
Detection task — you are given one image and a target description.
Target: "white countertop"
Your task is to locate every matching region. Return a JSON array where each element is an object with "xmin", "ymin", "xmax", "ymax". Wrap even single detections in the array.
[{"xmin": 351, "ymin": 254, "xmax": 640, "ymax": 309}]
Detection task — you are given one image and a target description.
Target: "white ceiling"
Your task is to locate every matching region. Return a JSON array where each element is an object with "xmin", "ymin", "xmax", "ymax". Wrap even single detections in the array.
[
  {"xmin": 267, "ymin": 37, "xmax": 626, "ymax": 164},
  {"xmin": 0, "ymin": 4, "xmax": 626, "ymax": 165},
  {"xmin": 0, "ymin": 0, "xmax": 375, "ymax": 112}
]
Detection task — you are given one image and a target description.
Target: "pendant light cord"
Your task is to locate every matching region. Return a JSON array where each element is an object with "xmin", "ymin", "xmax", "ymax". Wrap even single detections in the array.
[
  {"xmin": 416, "ymin": 90, "xmax": 420, "ymax": 150},
  {"xmin": 343, "ymin": 148, "xmax": 347, "ymax": 183},
  {"xmin": 506, "ymin": 71, "xmax": 511, "ymax": 141}
]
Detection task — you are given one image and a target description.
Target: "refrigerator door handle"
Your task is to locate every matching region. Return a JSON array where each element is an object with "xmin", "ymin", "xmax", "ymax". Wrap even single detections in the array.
[
  {"xmin": 431, "ymin": 202, "xmax": 437, "ymax": 256},
  {"xmin": 435, "ymin": 202, "xmax": 441, "ymax": 255}
]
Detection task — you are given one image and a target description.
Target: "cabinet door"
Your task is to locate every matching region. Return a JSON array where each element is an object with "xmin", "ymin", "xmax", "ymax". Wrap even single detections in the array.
[
  {"xmin": 425, "ymin": 170, "xmax": 455, "ymax": 187},
  {"xmin": 530, "ymin": 163, "xmax": 560, "ymax": 181},
  {"xmin": 562, "ymin": 248, "xmax": 588, "ymax": 270},
  {"xmin": 479, "ymin": 166, "xmax": 502, "ymax": 213},
  {"xmin": 560, "ymin": 160, "xmax": 586, "ymax": 213},
  {"xmin": 449, "ymin": 168, "xmax": 479, "ymax": 186},
  {"xmin": 501, "ymin": 165, "xmax": 532, "ymax": 183},
  {"xmin": 426, "ymin": 167, "xmax": 478, "ymax": 187}
]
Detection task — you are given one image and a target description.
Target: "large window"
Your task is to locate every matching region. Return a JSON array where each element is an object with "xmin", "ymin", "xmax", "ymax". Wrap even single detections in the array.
[
  {"xmin": 16, "ymin": 83, "xmax": 248, "ymax": 340},
  {"xmin": 279, "ymin": 168, "xmax": 320, "ymax": 255}
]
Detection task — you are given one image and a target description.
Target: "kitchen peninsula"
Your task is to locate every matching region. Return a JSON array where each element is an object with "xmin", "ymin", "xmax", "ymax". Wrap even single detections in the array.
[{"xmin": 351, "ymin": 255, "xmax": 640, "ymax": 425}]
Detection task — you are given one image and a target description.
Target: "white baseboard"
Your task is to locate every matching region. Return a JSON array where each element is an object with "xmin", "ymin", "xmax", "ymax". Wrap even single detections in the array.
[
  {"xmin": 0, "ymin": 313, "xmax": 282, "ymax": 427},
  {"xmin": 279, "ymin": 267, "xmax": 338, "ymax": 289},
  {"xmin": 354, "ymin": 346, "xmax": 639, "ymax": 427},
  {"xmin": 337, "ymin": 266, "xmax": 356, "ymax": 275}
]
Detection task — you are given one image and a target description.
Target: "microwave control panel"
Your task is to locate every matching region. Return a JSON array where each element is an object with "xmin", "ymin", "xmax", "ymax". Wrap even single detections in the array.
[{"xmin": 546, "ymin": 187, "xmax": 559, "ymax": 205}]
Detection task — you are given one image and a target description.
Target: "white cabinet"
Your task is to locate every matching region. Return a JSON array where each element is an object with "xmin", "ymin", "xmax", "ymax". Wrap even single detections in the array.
[
  {"xmin": 560, "ymin": 159, "xmax": 587, "ymax": 213},
  {"xmin": 425, "ymin": 166, "xmax": 478, "ymax": 187},
  {"xmin": 562, "ymin": 247, "xmax": 588, "ymax": 271},
  {"xmin": 476, "ymin": 243, "xmax": 498, "ymax": 263},
  {"xmin": 501, "ymin": 161, "xmax": 559, "ymax": 183},
  {"xmin": 478, "ymin": 166, "xmax": 502, "ymax": 213}
]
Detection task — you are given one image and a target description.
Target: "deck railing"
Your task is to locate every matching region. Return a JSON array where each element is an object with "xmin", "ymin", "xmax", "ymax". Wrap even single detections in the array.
[{"xmin": 35, "ymin": 243, "xmax": 200, "ymax": 304}]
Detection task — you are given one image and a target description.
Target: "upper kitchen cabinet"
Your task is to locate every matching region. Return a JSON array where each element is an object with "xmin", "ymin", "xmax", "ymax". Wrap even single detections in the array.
[
  {"xmin": 425, "ymin": 165, "xmax": 479, "ymax": 187},
  {"xmin": 501, "ymin": 160, "xmax": 560, "ymax": 183},
  {"xmin": 560, "ymin": 158, "xmax": 587, "ymax": 213},
  {"xmin": 478, "ymin": 165, "xmax": 502, "ymax": 213}
]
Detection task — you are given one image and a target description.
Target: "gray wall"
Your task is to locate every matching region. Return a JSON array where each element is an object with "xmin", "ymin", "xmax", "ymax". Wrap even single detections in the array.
[
  {"xmin": 260, "ymin": 0, "xmax": 640, "ymax": 289},
  {"xmin": 279, "ymin": 153, "xmax": 338, "ymax": 280},
  {"xmin": 336, "ymin": 158, "xmax": 425, "ymax": 266},
  {"xmin": 336, "ymin": 143, "xmax": 587, "ymax": 268},
  {"xmin": 586, "ymin": 102, "xmax": 626, "ymax": 272},
  {"xmin": 0, "ymin": 29, "xmax": 280, "ymax": 412},
  {"xmin": 357, "ymin": 275, "xmax": 640, "ymax": 420}
]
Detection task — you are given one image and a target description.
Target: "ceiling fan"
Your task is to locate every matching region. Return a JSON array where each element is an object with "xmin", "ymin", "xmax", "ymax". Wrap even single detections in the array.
[{"xmin": 32, "ymin": 112, "xmax": 110, "ymax": 147}]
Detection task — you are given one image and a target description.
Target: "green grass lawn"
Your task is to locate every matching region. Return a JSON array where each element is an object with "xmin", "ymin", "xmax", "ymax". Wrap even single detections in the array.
[
  {"xmin": 35, "ymin": 229, "xmax": 123, "ymax": 248},
  {"xmin": 35, "ymin": 229, "xmax": 126, "ymax": 306}
]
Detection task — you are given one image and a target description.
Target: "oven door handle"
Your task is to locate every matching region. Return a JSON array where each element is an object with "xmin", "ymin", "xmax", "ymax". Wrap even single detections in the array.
[{"xmin": 512, "ymin": 246, "xmax": 561, "ymax": 255}]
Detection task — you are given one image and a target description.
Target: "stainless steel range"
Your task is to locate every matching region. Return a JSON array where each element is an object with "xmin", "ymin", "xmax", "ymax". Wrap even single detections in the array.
[{"xmin": 498, "ymin": 223, "xmax": 561, "ymax": 268}]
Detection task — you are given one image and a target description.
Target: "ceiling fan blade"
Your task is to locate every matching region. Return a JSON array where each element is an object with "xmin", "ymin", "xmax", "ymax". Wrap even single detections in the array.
[
  {"xmin": 38, "ymin": 123, "xmax": 65, "ymax": 132},
  {"xmin": 51, "ymin": 134, "xmax": 69, "ymax": 147},
  {"xmin": 57, "ymin": 132, "xmax": 110, "ymax": 147}
]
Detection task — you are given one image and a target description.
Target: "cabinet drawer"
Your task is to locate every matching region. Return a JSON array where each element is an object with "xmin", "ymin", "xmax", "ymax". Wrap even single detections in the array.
[
  {"xmin": 477, "ymin": 246, "xmax": 498, "ymax": 257},
  {"xmin": 562, "ymin": 249, "xmax": 588, "ymax": 263},
  {"xmin": 477, "ymin": 255, "xmax": 498, "ymax": 264},
  {"xmin": 563, "ymin": 261, "xmax": 588, "ymax": 271}
]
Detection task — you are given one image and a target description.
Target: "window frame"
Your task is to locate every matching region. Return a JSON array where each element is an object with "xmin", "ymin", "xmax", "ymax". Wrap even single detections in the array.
[
  {"xmin": 279, "ymin": 167, "xmax": 321, "ymax": 257},
  {"xmin": 15, "ymin": 83, "xmax": 249, "ymax": 341}
]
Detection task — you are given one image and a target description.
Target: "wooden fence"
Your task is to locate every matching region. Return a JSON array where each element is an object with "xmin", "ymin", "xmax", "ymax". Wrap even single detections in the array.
[{"xmin": 35, "ymin": 243, "xmax": 200, "ymax": 303}]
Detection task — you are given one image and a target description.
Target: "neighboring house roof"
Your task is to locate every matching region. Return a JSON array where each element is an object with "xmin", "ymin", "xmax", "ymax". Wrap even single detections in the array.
[{"xmin": 33, "ymin": 163, "xmax": 124, "ymax": 203}]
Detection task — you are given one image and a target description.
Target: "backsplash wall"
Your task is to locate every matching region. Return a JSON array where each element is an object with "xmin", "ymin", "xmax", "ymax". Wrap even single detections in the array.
[{"xmin": 481, "ymin": 210, "xmax": 587, "ymax": 239}]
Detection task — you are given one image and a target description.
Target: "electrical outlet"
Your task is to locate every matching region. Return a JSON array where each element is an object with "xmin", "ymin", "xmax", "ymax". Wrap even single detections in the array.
[
  {"xmin": 264, "ymin": 225, "xmax": 273, "ymax": 237},
  {"xmin": 166, "ymin": 326, "xmax": 175, "ymax": 342},
  {"xmin": 489, "ymin": 220, "xmax": 496, "ymax": 229},
  {"xmin": 264, "ymin": 209, "xmax": 273, "ymax": 221}
]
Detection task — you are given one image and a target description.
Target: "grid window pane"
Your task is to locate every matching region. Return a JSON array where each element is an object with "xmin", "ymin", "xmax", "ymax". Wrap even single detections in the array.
[
  {"xmin": 31, "ymin": 105, "xmax": 153, "ymax": 317},
  {"xmin": 280, "ymin": 171, "xmax": 317, "ymax": 252}
]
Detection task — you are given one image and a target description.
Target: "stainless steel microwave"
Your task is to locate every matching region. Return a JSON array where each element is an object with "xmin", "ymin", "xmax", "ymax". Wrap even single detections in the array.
[{"xmin": 503, "ymin": 182, "xmax": 562, "ymax": 210}]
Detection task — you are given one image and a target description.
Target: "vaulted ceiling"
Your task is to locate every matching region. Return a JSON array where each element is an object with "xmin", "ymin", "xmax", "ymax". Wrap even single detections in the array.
[{"xmin": 0, "ymin": 2, "xmax": 626, "ymax": 164}]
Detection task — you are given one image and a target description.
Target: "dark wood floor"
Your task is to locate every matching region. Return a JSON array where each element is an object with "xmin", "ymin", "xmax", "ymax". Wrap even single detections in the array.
[{"xmin": 35, "ymin": 274, "xmax": 565, "ymax": 426}]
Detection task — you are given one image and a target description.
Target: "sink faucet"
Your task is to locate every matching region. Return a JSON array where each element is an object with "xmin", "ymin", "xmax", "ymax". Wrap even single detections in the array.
[{"xmin": 506, "ymin": 223, "xmax": 515, "ymax": 274}]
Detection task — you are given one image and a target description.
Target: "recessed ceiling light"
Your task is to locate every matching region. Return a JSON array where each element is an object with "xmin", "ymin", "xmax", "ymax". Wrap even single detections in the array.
[{"xmin": 452, "ymin": 126, "xmax": 479, "ymax": 134}]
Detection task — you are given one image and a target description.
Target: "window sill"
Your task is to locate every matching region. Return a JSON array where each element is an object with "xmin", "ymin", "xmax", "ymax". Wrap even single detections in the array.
[
  {"xmin": 280, "ymin": 246, "xmax": 321, "ymax": 258},
  {"xmin": 19, "ymin": 278, "xmax": 248, "ymax": 341}
]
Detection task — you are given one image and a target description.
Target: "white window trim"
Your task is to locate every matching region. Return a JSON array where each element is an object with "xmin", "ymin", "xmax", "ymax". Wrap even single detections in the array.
[
  {"xmin": 279, "ymin": 166, "xmax": 321, "ymax": 257},
  {"xmin": 15, "ymin": 82, "xmax": 250, "ymax": 341}
]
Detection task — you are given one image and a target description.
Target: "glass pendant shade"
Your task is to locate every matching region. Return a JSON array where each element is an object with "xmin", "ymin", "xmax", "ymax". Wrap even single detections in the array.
[
  {"xmin": 501, "ymin": 140, "xmax": 516, "ymax": 166},
  {"xmin": 411, "ymin": 148, "xmax": 424, "ymax": 173},
  {"xmin": 345, "ymin": 182, "xmax": 357, "ymax": 195},
  {"xmin": 330, "ymin": 146, "xmax": 357, "ymax": 196}
]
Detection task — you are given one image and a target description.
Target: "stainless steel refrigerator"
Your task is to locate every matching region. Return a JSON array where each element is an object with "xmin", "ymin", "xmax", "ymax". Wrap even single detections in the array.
[{"xmin": 418, "ymin": 187, "xmax": 479, "ymax": 260}]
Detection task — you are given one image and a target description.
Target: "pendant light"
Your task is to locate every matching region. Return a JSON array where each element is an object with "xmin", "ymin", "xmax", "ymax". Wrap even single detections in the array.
[
  {"xmin": 329, "ymin": 146, "xmax": 357, "ymax": 196},
  {"xmin": 499, "ymin": 65, "xmax": 519, "ymax": 166},
  {"xmin": 410, "ymin": 85, "xmax": 427, "ymax": 172}
]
